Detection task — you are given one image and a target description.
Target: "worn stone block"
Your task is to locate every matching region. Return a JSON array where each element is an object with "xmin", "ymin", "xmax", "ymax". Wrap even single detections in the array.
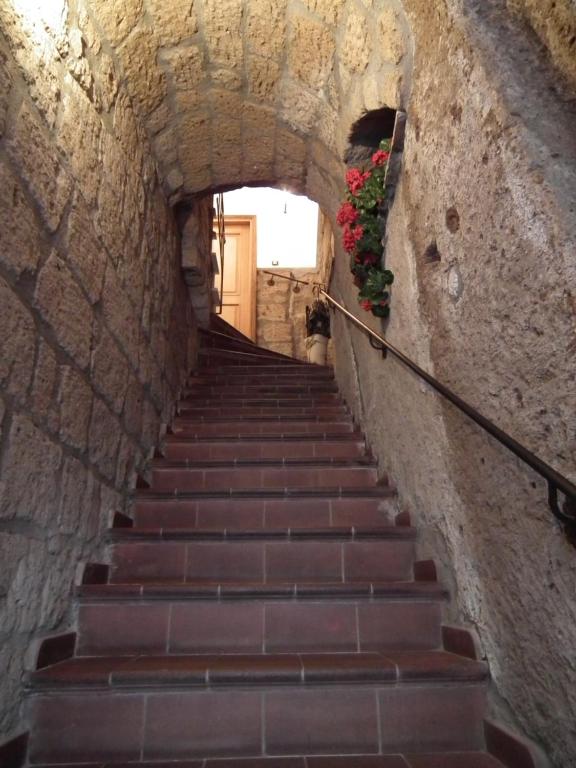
[
  {"xmin": 88, "ymin": 398, "xmax": 120, "ymax": 480},
  {"xmin": 30, "ymin": 341, "xmax": 59, "ymax": 432},
  {"xmin": 0, "ymin": 277, "xmax": 36, "ymax": 398},
  {"xmin": 341, "ymin": 11, "xmax": 371, "ymax": 74},
  {"xmin": 378, "ymin": 8, "xmax": 406, "ymax": 65},
  {"xmin": 246, "ymin": 55, "xmax": 281, "ymax": 101},
  {"xmin": 160, "ymin": 46, "xmax": 204, "ymax": 91},
  {"xmin": 101, "ymin": 263, "xmax": 140, "ymax": 370},
  {"xmin": 288, "ymin": 16, "xmax": 335, "ymax": 90},
  {"xmin": 64, "ymin": 199, "xmax": 106, "ymax": 305},
  {"xmin": 119, "ymin": 27, "xmax": 166, "ymax": 116},
  {"xmin": 6, "ymin": 104, "xmax": 73, "ymax": 232},
  {"xmin": 245, "ymin": 0, "xmax": 287, "ymax": 59},
  {"xmin": 0, "ymin": 414, "xmax": 61, "ymax": 525},
  {"xmin": 35, "ymin": 251, "xmax": 93, "ymax": 369},
  {"xmin": 301, "ymin": 0, "xmax": 346, "ymax": 24},
  {"xmin": 0, "ymin": 161, "xmax": 44, "ymax": 277},
  {"xmin": 58, "ymin": 456, "xmax": 95, "ymax": 535},
  {"xmin": 278, "ymin": 81, "xmax": 321, "ymax": 133},
  {"xmin": 148, "ymin": 0, "xmax": 199, "ymax": 44},
  {"xmin": 58, "ymin": 366, "xmax": 93, "ymax": 452},
  {"xmin": 91, "ymin": 327, "xmax": 129, "ymax": 415},
  {"xmin": 0, "ymin": 48, "xmax": 13, "ymax": 138},
  {"xmin": 92, "ymin": 0, "xmax": 143, "ymax": 45}
]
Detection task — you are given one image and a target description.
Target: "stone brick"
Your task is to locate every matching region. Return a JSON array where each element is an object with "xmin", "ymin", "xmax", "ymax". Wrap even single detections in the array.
[
  {"xmin": 0, "ymin": 160, "xmax": 44, "ymax": 277},
  {"xmin": 123, "ymin": 377, "xmax": 145, "ymax": 442},
  {"xmin": 288, "ymin": 16, "xmax": 335, "ymax": 89},
  {"xmin": 147, "ymin": 0, "xmax": 199, "ymax": 45},
  {"xmin": 30, "ymin": 340, "xmax": 59, "ymax": 432},
  {"xmin": 160, "ymin": 46, "xmax": 204, "ymax": 91},
  {"xmin": 275, "ymin": 128, "xmax": 308, "ymax": 182},
  {"xmin": 113, "ymin": 92, "xmax": 145, "ymax": 167},
  {"xmin": 58, "ymin": 366, "xmax": 93, "ymax": 452},
  {"xmin": 6, "ymin": 104, "xmax": 73, "ymax": 232},
  {"xmin": 278, "ymin": 81, "xmax": 322, "ymax": 133},
  {"xmin": 56, "ymin": 76, "xmax": 102, "ymax": 207},
  {"xmin": 92, "ymin": 0, "xmax": 143, "ymax": 45},
  {"xmin": 35, "ymin": 251, "xmax": 93, "ymax": 369},
  {"xmin": 246, "ymin": 55, "xmax": 281, "ymax": 101},
  {"xmin": 0, "ymin": 414, "xmax": 61, "ymax": 525},
  {"xmin": 97, "ymin": 52, "xmax": 119, "ymax": 112},
  {"xmin": 64, "ymin": 200, "xmax": 106, "ymax": 305},
  {"xmin": 58, "ymin": 456, "xmax": 95, "ymax": 535},
  {"xmin": 119, "ymin": 27, "xmax": 166, "ymax": 116},
  {"xmin": 101, "ymin": 263, "xmax": 140, "ymax": 370},
  {"xmin": 203, "ymin": 0, "xmax": 244, "ymax": 63},
  {"xmin": 301, "ymin": 0, "xmax": 346, "ymax": 24},
  {"xmin": 91, "ymin": 327, "xmax": 129, "ymax": 415},
  {"xmin": 0, "ymin": 277, "xmax": 36, "ymax": 399},
  {"xmin": 245, "ymin": 0, "xmax": 287, "ymax": 59},
  {"xmin": 378, "ymin": 8, "xmax": 406, "ymax": 65},
  {"xmin": 88, "ymin": 398, "xmax": 120, "ymax": 480},
  {"xmin": 340, "ymin": 11, "xmax": 372, "ymax": 74},
  {"xmin": 211, "ymin": 67, "xmax": 243, "ymax": 90},
  {"xmin": 0, "ymin": 48, "xmax": 13, "ymax": 138}
]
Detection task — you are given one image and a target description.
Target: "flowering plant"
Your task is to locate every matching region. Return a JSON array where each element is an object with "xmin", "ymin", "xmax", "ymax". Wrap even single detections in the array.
[{"xmin": 336, "ymin": 139, "xmax": 394, "ymax": 318}]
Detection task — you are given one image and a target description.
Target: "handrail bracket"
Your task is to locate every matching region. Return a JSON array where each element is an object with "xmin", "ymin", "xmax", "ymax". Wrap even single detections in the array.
[{"xmin": 548, "ymin": 483, "xmax": 576, "ymax": 547}]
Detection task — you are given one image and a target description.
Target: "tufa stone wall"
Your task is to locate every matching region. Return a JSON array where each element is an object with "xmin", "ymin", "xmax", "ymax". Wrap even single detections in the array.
[
  {"xmin": 0, "ymin": 1, "xmax": 196, "ymax": 739},
  {"xmin": 330, "ymin": 2, "xmax": 576, "ymax": 765}
]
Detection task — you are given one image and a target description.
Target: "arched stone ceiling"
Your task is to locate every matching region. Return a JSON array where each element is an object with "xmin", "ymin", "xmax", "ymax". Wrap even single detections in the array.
[{"xmin": 82, "ymin": 0, "xmax": 413, "ymax": 212}]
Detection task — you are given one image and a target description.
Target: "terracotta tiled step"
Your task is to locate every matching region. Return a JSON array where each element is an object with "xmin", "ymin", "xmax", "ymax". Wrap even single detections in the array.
[
  {"xmin": 162, "ymin": 436, "xmax": 367, "ymax": 462},
  {"xmin": 178, "ymin": 406, "xmax": 348, "ymax": 418},
  {"xmin": 75, "ymin": 590, "xmax": 446, "ymax": 655},
  {"xmin": 31, "ymin": 652, "xmax": 488, "ymax": 689},
  {"xmin": 133, "ymin": 495, "xmax": 395, "ymax": 529},
  {"xmin": 27, "ymin": 755, "xmax": 507, "ymax": 768},
  {"xmin": 28, "ymin": 657, "xmax": 488, "ymax": 763},
  {"xmin": 172, "ymin": 419, "xmax": 356, "ymax": 437},
  {"xmin": 147, "ymin": 460, "xmax": 378, "ymax": 492},
  {"xmin": 109, "ymin": 525, "xmax": 413, "ymax": 541},
  {"xmin": 181, "ymin": 394, "xmax": 343, "ymax": 406},
  {"xmin": 190, "ymin": 374, "xmax": 335, "ymax": 386},
  {"xmin": 109, "ymin": 536, "xmax": 415, "ymax": 584},
  {"xmin": 185, "ymin": 384, "xmax": 339, "ymax": 396}
]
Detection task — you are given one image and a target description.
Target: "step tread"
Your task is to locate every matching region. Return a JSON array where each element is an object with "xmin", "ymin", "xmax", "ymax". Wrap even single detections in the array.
[
  {"xmin": 152, "ymin": 458, "xmax": 375, "ymax": 468},
  {"xmin": 30, "ymin": 650, "xmax": 488, "ymax": 690},
  {"xmin": 109, "ymin": 526, "xmax": 416, "ymax": 542},
  {"xmin": 26, "ymin": 755, "xmax": 506, "ymax": 768},
  {"xmin": 164, "ymin": 434, "xmax": 364, "ymax": 443},
  {"xmin": 134, "ymin": 487, "xmax": 396, "ymax": 500},
  {"xmin": 77, "ymin": 580, "xmax": 448, "ymax": 601}
]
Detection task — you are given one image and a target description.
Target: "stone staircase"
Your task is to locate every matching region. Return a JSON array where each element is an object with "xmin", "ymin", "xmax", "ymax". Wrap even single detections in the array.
[{"xmin": 23, "ymin": 321, "xmax": 526, "ymax": 767}]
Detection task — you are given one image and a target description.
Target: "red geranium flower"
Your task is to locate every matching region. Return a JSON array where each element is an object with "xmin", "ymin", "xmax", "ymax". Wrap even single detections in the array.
[
  {"xmin": 342, "ymin": 224, "xmax": 364, "ymax": 253},
  {"xmin": 371, "ymin": 149, "xmax": 390, "ymax": 166},
  {"xmin": 359, "ymin": 252, "xmax": 379, "ymax": 266},
  {"xmin": 346, "ymin": 168, "xmax": 371, "ymax": 194},
  {"xmin": 336, "ymin": 201, "xmax": 359, "ymax": 226},
  {"xmin": 360, "ymin": 299, "xmax": 373, "ymax": 311}
]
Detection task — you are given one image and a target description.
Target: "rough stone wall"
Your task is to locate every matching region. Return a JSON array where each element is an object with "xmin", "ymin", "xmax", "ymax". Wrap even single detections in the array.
[
  {"xmin": 330, "ymin": 2, "xmax": 576, "ymax": 765},
  {"xmin": 0, "ymin": 0, "xmax": 196, "ymax": 739},
  {"xmin": 506, "ymin": 0, "xmax": 576, "ymax": 91}
]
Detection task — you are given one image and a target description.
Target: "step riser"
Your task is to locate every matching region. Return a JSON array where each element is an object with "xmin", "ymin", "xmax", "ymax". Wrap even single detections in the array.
[
  {"xmin": 133, "ymin": 498, "xmax": 395, "ymax": 529},
  {"xmin": 172, "ymin": 422, "xmax": 355, "ymax": 437},
  {"xmin": 181, "ymin": 396, "xmax": 343, "ymax": 405},
  {"xmin": 178, "ymin": 408, "xmax": 348, "ymax": 418},
  {"xmin": 77, "ymin": 601, "xmax": 442, "ymax": 656},
  {"xmin": 28, "ymin": 685, "xmax": 486, "ymax": 763},
  {"xmin": 186, "ymin": 386, "xmax": 339, "ymax": 396},
  {"xmin": 149, "ymin": 467, "xmax": 378, "ymax": 492},
  {"xmin": 110, "ymin": 541, "xmax": 415, "ymax": 584},
  {"xmin": 162, "ymin": 442, "xmax": 366, "ymax": 462}
]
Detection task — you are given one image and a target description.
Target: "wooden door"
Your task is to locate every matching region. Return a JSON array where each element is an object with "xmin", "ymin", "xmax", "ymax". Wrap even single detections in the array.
[{"xmin": 217, "ymin": 216, "xmax": 257, "ymax": 340}]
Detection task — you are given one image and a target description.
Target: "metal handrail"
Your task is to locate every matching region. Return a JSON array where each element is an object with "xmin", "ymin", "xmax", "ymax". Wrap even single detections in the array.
[
  {"xmin": 320, "ymin": 288, "xmax": 576, "ymax": 541},
  {"xmin": 262, "ymin": 269, "xmax": 313, "ymax": 288}
]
